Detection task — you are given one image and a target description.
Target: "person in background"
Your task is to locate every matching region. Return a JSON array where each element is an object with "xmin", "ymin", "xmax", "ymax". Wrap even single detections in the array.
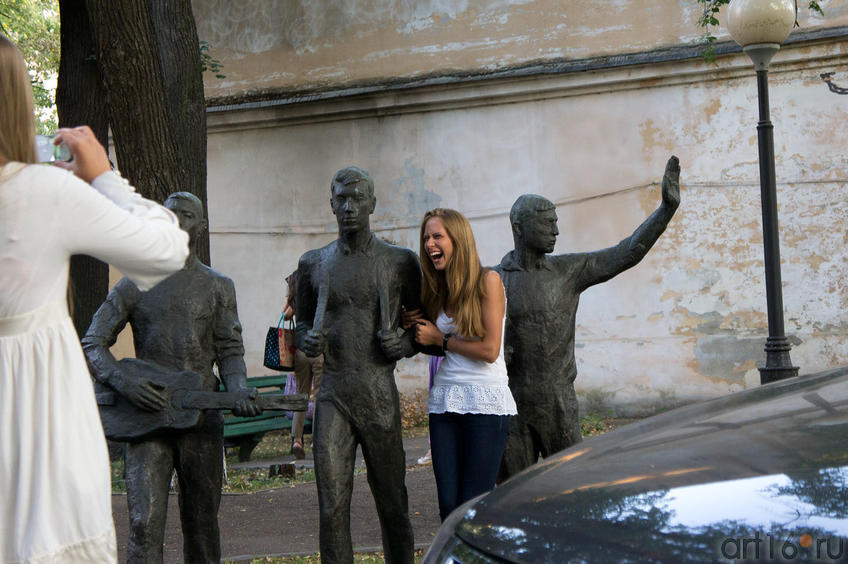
[
  {"xmin": 0, "ymin": 34, "xmax": 188, "ymax": 562},
  {"xmin": 404, "ymin": 208, "xmax": 516, "ymax": 521},
  {"xmin": 283, "ymin": 269, "xmax": 323, "ymax": 459}
]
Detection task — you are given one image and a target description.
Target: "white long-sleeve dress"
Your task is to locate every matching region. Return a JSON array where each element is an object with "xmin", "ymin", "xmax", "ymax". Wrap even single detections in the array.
[{"xmin": 0, "ymin": 162, "xmax": 188, "ymax": 563}]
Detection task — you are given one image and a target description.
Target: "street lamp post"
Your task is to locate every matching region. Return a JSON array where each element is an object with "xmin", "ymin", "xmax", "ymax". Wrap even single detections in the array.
[{"xmin": 726, "ymin": 0, "xmax": 799, "ymax": 384}]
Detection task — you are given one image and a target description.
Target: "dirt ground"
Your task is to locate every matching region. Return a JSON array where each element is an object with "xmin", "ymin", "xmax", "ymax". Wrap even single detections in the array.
[
  {"xmin": 111, "ymin": 434, "xmax": 438, "ymax": 562},
  {"xmin": 110, "ymin": 416, "xmax": 641, "ymax": 561}
]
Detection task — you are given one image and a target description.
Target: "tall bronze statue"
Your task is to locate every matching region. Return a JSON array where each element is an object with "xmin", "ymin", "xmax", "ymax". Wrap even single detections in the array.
[
  {"xmin": 296, "ymin": 167, "xmax": 420, "ymax": 563},
  {"xmin": 83, "ymin": 192, "xmax": 261, "ymax": 562},
  {"xmin": 496, "ymin": 156, "xmax": 681, "ymax": 481}
]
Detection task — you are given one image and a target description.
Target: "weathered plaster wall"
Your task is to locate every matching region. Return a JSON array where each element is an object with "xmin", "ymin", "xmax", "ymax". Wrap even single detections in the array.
[
  {"xmin": 192, "ymin": 0, "xmax": 848, "ymax": 100},
  {"xmin": 203, "ymin": 33, "xmax": 848, "ymax": 414}
]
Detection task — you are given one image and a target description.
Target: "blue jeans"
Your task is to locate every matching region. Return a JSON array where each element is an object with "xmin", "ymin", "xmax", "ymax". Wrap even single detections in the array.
[{"xmin": 429, "ymin": 412, "xmax": 511, "ymax": 521}]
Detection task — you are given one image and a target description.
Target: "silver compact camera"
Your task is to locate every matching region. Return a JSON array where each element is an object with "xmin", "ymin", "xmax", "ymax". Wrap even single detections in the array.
[{"xmin": 35, "ymin": 134, "xmax": 71, "ymax": 163}]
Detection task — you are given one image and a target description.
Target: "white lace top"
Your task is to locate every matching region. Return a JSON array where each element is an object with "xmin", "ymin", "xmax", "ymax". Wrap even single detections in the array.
[{"xmin": 427, "ymin": 310, "xmax": 517, "ymax": 416}]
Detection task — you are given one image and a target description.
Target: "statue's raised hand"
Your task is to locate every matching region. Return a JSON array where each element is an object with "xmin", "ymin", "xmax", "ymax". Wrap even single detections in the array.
[{"xmin": 662, "ymin": 155, "xmax": 681, "ymax": 210}]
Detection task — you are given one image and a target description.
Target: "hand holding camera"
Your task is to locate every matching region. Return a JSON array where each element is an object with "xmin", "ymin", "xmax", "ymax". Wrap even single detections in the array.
[{"xmin": 50, "ymin": 126, "xmax": 112, "ymax": 184}]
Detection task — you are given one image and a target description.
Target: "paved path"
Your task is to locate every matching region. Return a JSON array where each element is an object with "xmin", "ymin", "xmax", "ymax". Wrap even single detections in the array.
[{"xmin": 111, "ymin": 435, "xmax": 440, "ymax": 562}]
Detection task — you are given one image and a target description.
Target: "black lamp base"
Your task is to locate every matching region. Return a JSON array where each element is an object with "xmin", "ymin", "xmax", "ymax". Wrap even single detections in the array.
[{"xmin": 759, "ymin": 336, "xmax": 799, "ymax": 384}]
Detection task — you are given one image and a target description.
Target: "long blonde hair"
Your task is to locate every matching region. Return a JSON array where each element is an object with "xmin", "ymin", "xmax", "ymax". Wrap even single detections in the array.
[
  {"xmin": 0, "ymin": 34, "xmax": 37, "ymax": 165},
  {"xmin": 419, "ymin": 208, "xmax": 488, "ymax": 338}
]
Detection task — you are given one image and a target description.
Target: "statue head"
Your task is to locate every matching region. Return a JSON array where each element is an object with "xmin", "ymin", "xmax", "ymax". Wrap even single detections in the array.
[
  {"xmin": 164, "ymin": 191, "xmax": 207, "ymax": 250},
  {"xmin": 330, "ymin": 166, "xmax": 376, "ymax": 237},
  {"xmin": 510, "ymin": 194, "xmax": 558, "ymax": 254}
]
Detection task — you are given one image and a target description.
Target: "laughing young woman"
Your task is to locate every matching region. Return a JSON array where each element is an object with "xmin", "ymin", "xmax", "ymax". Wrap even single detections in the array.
[{"xmin": 405, "ymin": 208, "xmax": 516, "ymax": 521}]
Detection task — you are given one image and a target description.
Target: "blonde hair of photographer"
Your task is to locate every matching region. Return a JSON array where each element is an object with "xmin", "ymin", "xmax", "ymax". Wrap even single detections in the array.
[
  {"xmin": 419, "ymin": 208, "xmax": 489, "ymax": 339},
  {"xmin": 0, "ymin": 34, "xmax": 37, "ymax": 165},
  {"xmin": 1, "ymin": 34, "xmax": 80, "ymax": 312}
]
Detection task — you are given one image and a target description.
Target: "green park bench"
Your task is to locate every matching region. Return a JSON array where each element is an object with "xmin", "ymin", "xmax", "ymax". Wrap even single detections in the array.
[{"xmin": 222, "ymin": 374, "xmax": 311, "ymax": 462}]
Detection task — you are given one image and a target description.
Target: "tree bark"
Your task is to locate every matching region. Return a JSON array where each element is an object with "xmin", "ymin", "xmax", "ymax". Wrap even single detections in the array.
[
  {"xmin": 56, "ymin": 0, "xmax": 110, "ymax": 338},
  {"xmin": 56, "ymin": 0, "xmax": 209, "ymax": 336},
  {"xmin": 149, "ymin": 0, "xmax": 209, "ymax": 264},
  {"xmin": 84, "ymin": 0, "xmax": 210, "ymax": 264}
]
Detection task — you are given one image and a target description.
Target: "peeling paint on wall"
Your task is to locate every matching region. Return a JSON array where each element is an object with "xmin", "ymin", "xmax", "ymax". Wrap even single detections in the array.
[{"xmin": 193, "ymin": 0, "xmax": 848, "ymax": 100}]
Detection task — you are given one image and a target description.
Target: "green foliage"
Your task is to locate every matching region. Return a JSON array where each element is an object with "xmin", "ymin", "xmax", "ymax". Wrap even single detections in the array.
[
  {"xmin": 696, "ymin": 0, "xmax": 729, "ymax": 63},
  {"xmin": 0, "ymin": 0, "xmax": 60, "ymax": 133},
  {"xmin": 110, "ymin": 458, "xmax": 127, "ymax": 493},
  {"xmin": 223, "ymin": 467, "xmax": 317, "ymax": 493},
  {"xmin": 697, "ymin": 0, "xmax": 825, "ymax": 63},
  {"xmin": 200, "ymin": 40, "xmax": 225, "ymax": 79},
  {"xmin": 580, "ymin": 411, "xmax": 613, "ymax": 437},
  {"xmin": 400, "ymin": 389, "xmax": 429, "ymax": 429},
  {"xmin": 1, "ymin": 4, "xmax": 222, "ymax": 134},
  {"xmin": 233, "ymin": 550, "xmax": 425, "ymax": 563}
]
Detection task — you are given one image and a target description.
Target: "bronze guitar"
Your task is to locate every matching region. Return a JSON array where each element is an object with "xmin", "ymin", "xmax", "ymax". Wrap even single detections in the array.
[{"xmin": 95, "ymin": 358, "xmax": 307, "ymax": 442}]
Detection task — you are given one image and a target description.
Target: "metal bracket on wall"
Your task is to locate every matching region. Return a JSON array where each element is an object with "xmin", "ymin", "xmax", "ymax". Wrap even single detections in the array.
[{"xmin": 820, "ymin": 72, "xmax": 848, "ymax": 95}]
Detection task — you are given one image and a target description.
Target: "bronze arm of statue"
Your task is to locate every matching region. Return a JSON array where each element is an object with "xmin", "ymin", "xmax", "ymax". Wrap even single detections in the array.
[
  {"xmin": 617, "ymin": 155, "xmax": 680, "ymax": 270},
  {"xmin": 576, "ymin": 155, "xmax": 680, "ymax": 291},
  {"xmin": 83, "ymin": 287, "xmax": 168, "ymax": 413}
]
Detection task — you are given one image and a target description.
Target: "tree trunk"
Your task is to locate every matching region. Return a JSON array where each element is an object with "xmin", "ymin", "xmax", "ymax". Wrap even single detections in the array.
[
  {"xmin": 84, "ymin": 0, "xmax": 210, "ymax": 264},
  {"xmin": 56, "ymin": 0, "xmax": 110, "ymax": 338},
  {"xmin": 149, "ymin": 0, "xmax": 210, "ymax": 264},
  {"xmin": 56, "ymin": 0, "xmax": 208, "ymax": 336}
]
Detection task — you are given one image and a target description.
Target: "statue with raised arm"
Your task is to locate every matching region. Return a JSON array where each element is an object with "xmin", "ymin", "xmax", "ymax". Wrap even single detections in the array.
[
  {"xmin": 496, "ymin": 156, "xmax": 681, "ymax": 481},
  {"xmin": 296, "ymin": 166, "xmax": 420, "ymax": 563},
  {"xmin": 83, "ymin": 191, "xmax": 261, "ymax": 562}
]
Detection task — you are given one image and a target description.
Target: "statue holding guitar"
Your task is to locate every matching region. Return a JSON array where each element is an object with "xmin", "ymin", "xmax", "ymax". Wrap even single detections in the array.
[{"xmin": 82, "ymin": 191, "xmax": 303, "ymax": 563}]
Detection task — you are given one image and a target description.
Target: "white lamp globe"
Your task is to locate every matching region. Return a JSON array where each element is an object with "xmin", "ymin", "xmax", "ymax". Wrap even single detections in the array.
[{"xmin": 726, "ymin": 0, "xmax": 796, "ymax": 46}]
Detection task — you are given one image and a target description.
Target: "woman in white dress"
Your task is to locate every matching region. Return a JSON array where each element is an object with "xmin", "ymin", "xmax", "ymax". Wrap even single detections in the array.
[
  {"xmin": 404, "ymin": 208, "xmax": 516, "ymax": 521},
  {"xmin": 0, "ymin": 35, "xmax": 189, "ymax": 562}
]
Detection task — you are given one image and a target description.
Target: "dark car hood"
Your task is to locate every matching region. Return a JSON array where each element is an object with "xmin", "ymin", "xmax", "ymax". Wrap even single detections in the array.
[{"xmin": 455, "ymin": 367, "xmax": 848, "ymax": 563}]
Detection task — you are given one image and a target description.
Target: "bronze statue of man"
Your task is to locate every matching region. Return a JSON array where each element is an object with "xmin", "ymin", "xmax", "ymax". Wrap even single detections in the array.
[
  {"xmin": 296, "ymin": 166, "xmax": 419, "ymax": 563},
  {"xmin": 496, "ymin": 156, "xmax": 681, "ymax": 481},
  {"xmin": 83, "ymin": 192, "xmax": 260, "ymax": 562}
]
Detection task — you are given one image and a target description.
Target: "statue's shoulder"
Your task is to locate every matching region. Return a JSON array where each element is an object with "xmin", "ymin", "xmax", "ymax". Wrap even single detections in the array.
[
  {"xmin": 195, "ymin": 261, "xmax": 217, "ymax": 277},
  {"xmin": 495, "ymin": 251, "xmax": 517, "ymax": 272},
  {"xmin": 562, "ymin": 250, "xmax": 598, "ymax": 265},
  {"xmin": 377, "ymin": 237, "xmax": 415, "ymax": 257},
  {"xmin": 114, "ymin": 276, "xmax": 137, "ymax": 291},
  {"xmin": 298, "ymin": 244, "xmax": 331, "ymax": 270},
  {"xmin": 375, "ymin": 238, "xmax": 418, "ymax": 270},
  {"xmin": 112, "ymin": 276, "xmax": 142, "ymax": 300},
  {"xmin": 296, "ymin": 244, "xmax": 337, "ymax": 284},
  {"xmin": 547, "ymin": 253, "xmax": 573, "ymax": 267},
  {"xmin": 194, "ymin": 263, "xmax": 236, "ymax": 294}
]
